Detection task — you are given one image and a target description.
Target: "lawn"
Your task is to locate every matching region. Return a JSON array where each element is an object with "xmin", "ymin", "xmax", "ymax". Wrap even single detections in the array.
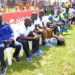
[
  {"xmin": 1, "ymin": 6, "xmax": 36, "ymax": 13},
  {"xmin": 5, "ymin": 25, "xmax": 75, "ymax": 75}
]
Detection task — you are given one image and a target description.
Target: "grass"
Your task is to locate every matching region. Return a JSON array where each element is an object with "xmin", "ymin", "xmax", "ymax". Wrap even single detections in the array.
[
  {"xmin": 4, "ymin": 25, "xmax": 75, "ymax": 75},
  {"xmin": 1, "ymin": 6, "xmax": 36, "ymax": 13}
]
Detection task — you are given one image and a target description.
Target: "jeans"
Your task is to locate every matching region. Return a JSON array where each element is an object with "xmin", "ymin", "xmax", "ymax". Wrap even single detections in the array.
[
  {"xmin": 17, "ymin": 34, "xmax": 39, "ymax": 57},
  {"xmin": 0, "ymin": 41, "xmax": 21, "ymax": 68}
]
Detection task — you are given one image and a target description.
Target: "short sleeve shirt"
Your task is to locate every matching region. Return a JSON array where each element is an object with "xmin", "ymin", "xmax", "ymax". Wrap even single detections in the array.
[
  {"xmin": 42, "ymin": 16, "xmax": 50, "ymax": 26},
  {"xmin": 18, "ymin": 22, "xmax": 31, "ymax": 37},
  {"xmin": 35, "ymin": 16, "xmax": 43, "ymax": 27}
]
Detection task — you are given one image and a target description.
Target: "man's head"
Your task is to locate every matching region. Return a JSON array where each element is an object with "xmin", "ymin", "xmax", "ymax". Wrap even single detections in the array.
[
  {"xmin": 25, "ymin": 17, "xmax": 32, "ymax": 27},
  {"xmin": 31, "ymin": 13, "xmax": 38, "ymax": 20},
  {"xmin": 57, "ymin": 10, "xmax": 61, "ymax": 15},
  {"xmin": 51, "ymin": 11, "xmax": 54, "ymax": 15},
  {"xmin": 66, "ymin": 8, "xmax": 69, "ymax": 14},
  {"xmin": 39, "ymin": 10, "xmax": 45, "ymax": 17},
  {"xmin": 0, "ymin": 15, "xmax": 3, "ymax": 24}
]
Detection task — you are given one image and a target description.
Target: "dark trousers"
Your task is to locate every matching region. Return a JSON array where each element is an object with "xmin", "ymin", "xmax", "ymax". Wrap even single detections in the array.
[
  {"xmin": 54, "ymin": 28, "xmax": 57, "ymax": 34},
  {"xmin": 0, "ymin": 41, "xmax": 21, "ymax": 68},
  {"xmin": 17, "ymin": 35, "xmax": 39, "ymax": 57},
  {"xmin": 72, "ymin": 17, "xmax": 75, "ymax": 23}
]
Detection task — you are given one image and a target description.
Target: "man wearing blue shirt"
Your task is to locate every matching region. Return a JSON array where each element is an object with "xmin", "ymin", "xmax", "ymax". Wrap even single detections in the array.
[
  {"xmin": 54, "ymin": 10, "xmax": 69, "ymax": 34},
  {"xmin": 0, "ymin": 15, "xmax": 21, "ymax": 75},
  {"xmin": 49, "ymin": 10, "xmax": 61, "ymax": 35}
]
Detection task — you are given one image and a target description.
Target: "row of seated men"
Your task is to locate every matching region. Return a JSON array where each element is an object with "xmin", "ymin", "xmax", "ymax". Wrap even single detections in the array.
[{"xmin": 0, "ymin": 8, "xmax": 73, "ymax": 75}]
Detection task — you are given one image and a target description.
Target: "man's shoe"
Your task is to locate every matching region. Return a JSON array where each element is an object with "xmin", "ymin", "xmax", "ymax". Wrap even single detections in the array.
[
  {"xmin": 13, "ymin": 57, "xmax": 20, "ymax": 63},
  {"xmin": 32, "ymin": 52, "xmax": 41, "ymax": 56},
  {"xmin": 38, "ymin": 49, "xmax": 44, "ymax": 54},
  {"xmin": 0, "ymin": 67, "xmax": 7, "ymax": 75},
  {"xmin": 27, "ymin": 57, "xmax": 33, "ymax": 62},
  {"xmin": 45, "ymin": 44, "xmax": 50, "ymax": 48},
  {"xmin": 63, "ymin": 32, "xmax": 69, "ymax": 35},
  {"xmin": 42, "ymin": 43, "xmax": 50, "ymax": 48}
]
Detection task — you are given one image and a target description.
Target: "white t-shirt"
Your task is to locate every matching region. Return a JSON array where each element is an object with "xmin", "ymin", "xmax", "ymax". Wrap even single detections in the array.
[
  {"xmin": 29, "ymin": 24, "xmax": 35, "ymax": 32},
  {"xmin": 35, "ymin": 16, "xmax": 49, "ymax": 27},
  {"xmin": 34, "ymin": 19, "xmax": 41, "ymax": 26},
  {"xmin": 42, "ymin": 16, "xmax": 49, "ymax": 26},
  {"xmin": 69, "ymin": 8, "xmax": 73, "ymax": 16},
  {"xmin": 35, "ymin": 17, "xmax": 43, "ymax": 27},
  {"xmin": 18, "ymin": 22, "xmax": 31, "ymax": 37},
  {"xmin": 72, "ymin": 9, "xmax": 75, "ymax": 16}
]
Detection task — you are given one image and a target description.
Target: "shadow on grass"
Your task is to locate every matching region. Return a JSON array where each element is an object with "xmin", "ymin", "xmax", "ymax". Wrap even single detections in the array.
[
  {"xmin": 6, "ymin": 48, "xmax": 46, "ymax": 75},
  {"xmin": 5, "ymin": 42, "xmax": 72, "ymax": 75}
]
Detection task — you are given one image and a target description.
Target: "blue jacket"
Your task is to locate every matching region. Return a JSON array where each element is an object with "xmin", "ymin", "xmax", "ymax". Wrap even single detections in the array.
[{"xmin": 0, "ymin": 22, "xmax": 14, "ymax": 43}]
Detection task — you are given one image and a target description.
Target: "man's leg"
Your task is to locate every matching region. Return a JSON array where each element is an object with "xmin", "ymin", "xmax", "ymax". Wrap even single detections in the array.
[
  {"xmin": 11, "ymin": 42, "xmax": 21, "ymax": 57},
  {"xmin": 17, "ymin": 38, "xmax": 30, "ymax": 57},
  {"xmin": 0, "ymin": 44, "xmax": 7, "ymax": 74},
  {"xmin": 44, "ymin": 30, "xmax": 47, "ymax": 38},
  {"xmin": 64, "ymin": 27, "xmax": 68, "ymax": 32},
  {"xmin": 61, "ymin": 25, "xmax": 68, "ymax": 33},
  {"xmin": 32, "ymin": 38, "xmax": 41, "ymax": 56},
  {"xmin": 9, "ymin": 41, "xmax": 21, "ymax": 62},
  {"xmin": 32, "ymin": 38, "xmax": 39, "ymax": 53},
  {"xmin": 17, "ymin": 38, "xmax": 33, "ymax": 62},
  {"xmin": 45, "ymin": 28, "xmax": 53, "ymax": 38},
  {"xmin": 56, "ymin": 27, "xmax": 61, "ymax": 35},
  {"xmin": 65, "ymin": 21, "xmax": 70, "ymax": 27},
  {"xmin": 35, "ymin": 30, "xmax": 46, "ymax": 44},
  {"xmin": 60, "ymin": 26, "xmax": 64, "ymax": 32},
  {"xmin": 47, "ymin": 28, "xmax": 53, "ymax": 38},
  {"xmin": 63, "ymin": 21, "xmax": 69, "ymax": 32},
  {"xmin": 54, "ymin": 28, "xmax": 57, "ymax": 34},
  {"xmin": 0, "ymin": 44, "xmax": 6, "ymax": 68}
]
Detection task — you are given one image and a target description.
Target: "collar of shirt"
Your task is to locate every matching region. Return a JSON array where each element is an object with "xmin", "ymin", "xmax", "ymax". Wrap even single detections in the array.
[
  {"xmin": 24, "ymin": 22, "xmax": 28, "ymax": 30},
  {"xmin": 32, "ymin": 20, "xmax": 35, "ymax": 24},
  {"xmin": 39, "ymin": 15, "xmax": 42, "ymax": 21},
  {"xmin": 0, "ymin": 22, "xmax": 5, "ymax": 26}
]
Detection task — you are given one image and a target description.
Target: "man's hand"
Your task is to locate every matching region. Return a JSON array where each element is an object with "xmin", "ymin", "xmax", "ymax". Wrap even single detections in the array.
[
  {"xmin": 53, "ymin": 25, "xmax": 57, "ymax": 28},
  {"xmin": 33, "ymin": 37, "xmax": 38, "ymax": 40},
  {"xmin": 10, "ymin": 38, "xmax": 14, "ymax": 42},
  {"xmin": 63, "ymin": 19, "xmax": 68, "ymax": 22},
  {"xmin": 3, "ymin": 38, "xmax": 14, "ymax": 44},
  {"xmin": 68, "ymin": 16, "xmax": 72, "ymax": 20},
  {"xmin": 3, "ymin": 40, "xmax": 11, "ymax": 44},
  {"xmin": 58, "ymin": 22, "xmax": 62, "ymax": 26}
]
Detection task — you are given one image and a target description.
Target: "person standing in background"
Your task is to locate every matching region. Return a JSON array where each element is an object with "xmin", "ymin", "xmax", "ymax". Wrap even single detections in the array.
[
  {"xmin": 19, "ymin": 2, "xmax": 24, "ymax": 11},
  {"xmin": 0, "ymin": 1, "xmax": 2, "ymax": 12},
  {"xmin": 65, "ymin": 2, "xmax": 69, "ymax": 8},
  {"xmin": 26, "ymin": 3, "xmax": 30, "ymax": 10},
  {"xmin": 37, "ymin": 2, "xmax": 40, "ymax": 9}
]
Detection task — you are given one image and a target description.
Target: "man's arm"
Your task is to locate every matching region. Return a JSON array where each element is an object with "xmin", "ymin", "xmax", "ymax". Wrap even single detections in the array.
[
  {"xmin": 7, "ymin": 24, "xmax": 14, "ymax": 39},
  {"xmin": 20, "ymin": 35, "xmax": 38, "ymax": 40},
  {"xmin": 2, "ymin": 24, "xmax": 14, "ymax": 44}
]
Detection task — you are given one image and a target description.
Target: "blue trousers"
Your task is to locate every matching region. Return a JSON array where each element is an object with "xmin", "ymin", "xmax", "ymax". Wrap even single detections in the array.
[
  {"xmin": 60, "ymin": 26, "xmax": 68, "ymax": 32},
  {"xmin": 65, "ymin": 21, "xmax": 70, "ymax": 27},
  {"xmin": 56, "ymin": 21, "xmax": 68, "ymax": 33},
  {"xmin": 17, "ymin": 34, "xmax": 39, "ymax": 57},
  {"xmin": 0, "ymin": 41, "xmax": 21, "ymax": 68},
  {"xmin": 56, "ymin": 27, "xmax": 61, "ymax": 35}
]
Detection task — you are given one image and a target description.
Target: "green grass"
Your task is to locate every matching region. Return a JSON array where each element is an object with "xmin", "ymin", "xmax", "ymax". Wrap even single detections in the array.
[
  {"xmin": 2, "ymin": 8, "xmax": 15, "ymax": 12},
  {"xmin": 5, "ymin": 25, "xmax": 75, "ymax": 75},
  {"xmin": 1, "ymin": 6, "xmax": 35, "ymax": 13}
]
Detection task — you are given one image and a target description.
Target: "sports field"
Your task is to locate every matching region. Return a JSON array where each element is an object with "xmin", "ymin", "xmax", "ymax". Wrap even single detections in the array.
[{"xmin": 5, "ymin": 25, "xmax": 75, "ymax": 75}]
